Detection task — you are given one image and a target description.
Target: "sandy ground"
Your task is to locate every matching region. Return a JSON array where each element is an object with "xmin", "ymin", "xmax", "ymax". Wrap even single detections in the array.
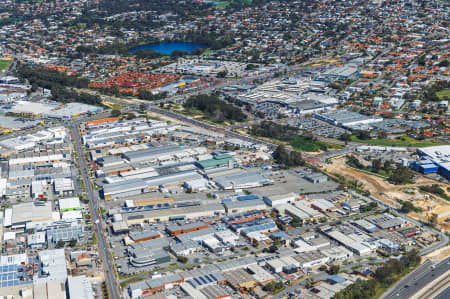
[
  {"xmin": 423, "ymin": 245, "xmax": 450, "ymax": 262},
  {"xmin": 325, "ymin": 158, "xmax": 450, "ymax": 231}
]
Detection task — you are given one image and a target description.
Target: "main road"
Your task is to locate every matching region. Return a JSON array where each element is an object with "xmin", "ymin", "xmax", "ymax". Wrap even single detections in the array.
[
  {"xmin": 380, "ymin": 256, "xmax": 450, "ymax": 299},
  {"xmin": 71, "ymin": 122, "xmax": 120, "ymax": 299}
]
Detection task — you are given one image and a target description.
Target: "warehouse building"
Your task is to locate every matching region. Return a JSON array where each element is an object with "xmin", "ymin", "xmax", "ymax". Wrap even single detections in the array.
[
  {"xmin": 263, "ymin": 192, "xmax": 297, "ymax": 207},
  {"xmin": 222, "ymin": 269, "xmax": 255, "ymax": 290},
  {"xmin": 46, "ymin": 224, "xmax": 84, "ymax": 244},
  {"xmin": 293, "ymin": 200, "xmax": 322, "ymax": 218},
  {"xmin": 322, "ymin": 228, "xmax": 372, "ymax": 255},
  {"xmin": 314, "ymin": 110, "xmax": 382, "ymax": 130},
  {"xmin": 58, "ymin": 197, "xmax": 81, "ymax": 212},
  {"xmin": 128, "ymin": 274, "xmax": 184, "ymax": 298},
  {"xmin": 416, "ymin": 145, "xmax": 450, "ymax": 179},
  {"xmin": 36, "ymin": 249, "xmax": 67, "ymax": 283},
  {"xmin": 123, "ymin": 203, "xmax": 225, "ymax": 224},
  {"xmin": 127, "ymin": 238, "xmax": 171, "ymax": 268},
  {"xmin": 102, "ymin": 178, "xmax": 149, "ymax": 200},
  {"xmin": 5, "ymin": 202, "xmax": 53, "ymax": 229},
  {"xmin": 366, "ymin": 213, "xmax": 406, "ymax": 230},
  {"xmin": 222, "ymin": 210, "xmax": 264, "ymax": 225},
  {"xmin": 214, "ymin": 171, "xmax": 272, "ymax": 190},
  {"xmin": 67, "ymin": 275, "xmax": 94, "ymax": 299},
  {"xmin": 224, "ymin": 199, "xmax": 267, "ymax": 214},
  {"xmin": 194, "ymin": 153, "xmax": 234, "ymax": 171},
  {"xmin": 304, "ymin": 172, "xmax": 328, "ymax": 184},
  {"xmin": 170, "ymin": 240, "xmax": 202, "ymax": 257},
  {"xmin": 311, "ymin": 198, "xmax": 337, "ymax": 213},
  {"xmin": 166, "ymin": 222, "xmax": 209, "ymax": 236},
  {"xmin": 129, "ymin": 230, "xmax": 161, "ymax": 243}
]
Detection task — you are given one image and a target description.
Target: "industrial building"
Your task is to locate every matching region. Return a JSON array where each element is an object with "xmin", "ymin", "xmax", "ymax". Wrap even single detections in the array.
[
  {"xmin": 416, "ymin": 145, "xmax": 450, "ymax": 179},
  {"xmin": 123, "ymin": 202, "xmax": 225, "ymax": 224},
  {"xmin": 314, "ymin": 110, "xmax": 382, "ymax": 130},
  {"xmin": 214, "ymin": 171, "xmax": 272, "ymax": 190},
  {"xmin": 128, "ymin": 274, "xmax": 184, "ymax": 298},
  {"xmin": 263, "ymin": 192, "xmax": 297, "ymax": 206},
  {"xmin": 102, "ymin": 178, "xmax": 149, "ymax": 200},
  {"xmin": 67, "ymin": 275, "xmax": 95, "ymax": 299},
  {"xmin": 166, "ymin": 222, "xmax": 209, "ymax": 236},
  {"xmin": 224, "ymin": 199, "xmax": 267, "ymax": 214}
]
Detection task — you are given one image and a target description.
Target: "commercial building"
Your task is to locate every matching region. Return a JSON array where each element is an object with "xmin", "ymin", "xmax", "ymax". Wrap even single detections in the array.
[
  {"xmin": 214, "ymin": 171, "xmax": 272, "ymax": 190},
  {"xmin": 129, "ymin": 230, "xmax": 161, "ymax": 243},
  {"xmin": 123, "ymin": 203, "xmax": 225, "ymax": 224},
  {"xmin": 366, "ymin": 213, "xmax": 406, "ymax": 230},
  {"xmin": 102, "ymin": 178, "xmax": 149, "ymax": 200},
  {"xmin": 166, "ymin": 222, "xmax": 209, "ymax": 236},
  {"xmin": 5, "ymin": 202, "xmax": 53, "ymax": 229},
  {"xmin": 128, "ymin": 274, "xmax": 184, "ymax": 298},
  {"xmin": 224, "ymin": 199, "xmax": 267, "ymax": 214},
  {"xmin": 67, "ymin": 275, "xmax": 94, "ymax": 299},
  {"xmin": 36, "ymin": 249, "xmax": 67, "ymax": 283},
  {"xmin": 195, "ymin": 153, "xmax": 234, "ymax": 171},
  {"xmin": 416, "ymin": 145, "xmax": 450, "ymax": 179},
  {"xmin": 58, "ymin": 197, "xmax": 81, "ymax": 212},
  {"xmin": 263, "ymin": 192, "xmax": 297, "ymax": 207},
  {"xmin": 304, "ymin": 172, "xmax": 328, "ymax": 184},
  {"xmin": 222, "ymin": 269, "xmax": 255, "ymax": 290},
  {"xmin": 46, "ymin": 225, "xmax": 84, "ymax": 244},
  {"xmin": 322, "ymin": 228, "xmax": 372, "ymax": 255},
  {"xmin": 311, "ymin": 198, "xmax": 337, "ymax": 212},
  {"xmin": 314, "ymin": 110, "xmax": 382, "ymax": 130}
]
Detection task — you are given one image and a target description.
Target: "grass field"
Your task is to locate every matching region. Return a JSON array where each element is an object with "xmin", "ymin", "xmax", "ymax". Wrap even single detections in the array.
[
  {"xmin": 436, "ymin": 89, "xmax": 450, "ymax": 99},
  {"xmin": 351, "ymin": 135, "xmax": 446, "ymax": 147},
  {"xmin": 290, "ymin": 136, "xmax": 343, "ymax": 152},
  {"xmin": 0, "ymin": 59, "xmax": 12, "ymax": 72}
]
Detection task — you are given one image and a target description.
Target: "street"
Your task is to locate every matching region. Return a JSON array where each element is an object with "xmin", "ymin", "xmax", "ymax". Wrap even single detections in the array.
[{"xmin": 71, "ymin": 122, "xmax": 121, "ymax": 299}]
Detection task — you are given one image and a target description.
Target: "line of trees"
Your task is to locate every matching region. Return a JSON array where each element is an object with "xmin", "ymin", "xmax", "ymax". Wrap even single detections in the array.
[
  {"xmin": 16, "ymin": 64, "xmax": 102, "ymax": 106},
  {"xmin": 272, "ymin": 145, "xmax": 305, "ymax": 168},
  {"xmin": 333, "ymin": 249, "xmax": 421, "ymax": 299},
  {"xmin": 250, "ymin": 121, "xmax": 298, "ymax": 141},
  {"xmin": 183, "ymin": 94, "xmax": 246, "ymax": 123}
]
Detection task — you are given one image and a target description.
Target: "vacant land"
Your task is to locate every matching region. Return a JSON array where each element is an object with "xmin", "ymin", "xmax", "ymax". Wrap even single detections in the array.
[
  {"xmin": 325, "ymin": 158, "xmax": 450, "ymax": 231},
  {"xmin": 436, "ymin": 89, "xmax": 450, "ymax": 100},
  {"xmin": 350, "ymin": 135, "xmax": 445, "ymax": 147},
  {"xmin": 0, "ymin": 59, "xmax": 11, "ymax": 71},
  {"xmin": 290, "ymin": 136, "xmax": 342, "ymax": 152}
]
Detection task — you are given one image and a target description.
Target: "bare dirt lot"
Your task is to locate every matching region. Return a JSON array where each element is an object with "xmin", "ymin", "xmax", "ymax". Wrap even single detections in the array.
[{"xmin": 325, "ymin": 158, "xmax": 450, "ymax": 231}]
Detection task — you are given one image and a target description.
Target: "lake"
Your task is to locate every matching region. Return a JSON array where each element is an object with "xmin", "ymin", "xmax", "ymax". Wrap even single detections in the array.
[{"xmin": 129, "ymin": 42, "xmax": 208, "ymax": 55}]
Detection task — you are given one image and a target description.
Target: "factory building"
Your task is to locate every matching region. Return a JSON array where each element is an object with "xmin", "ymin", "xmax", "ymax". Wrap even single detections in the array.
[
  {"xmin": 214, "ymin": 171, "xmax": 272, "ymax": 190},
  {"xmin": 166, "ymin": 222, "xmax": 209, "ymax": 236},
  {"xmin": 416, "ymin": 145, "xmax": 450, "ymax": 179},
  {"xmin": 102, "ymin": 179, "xmax": 149, "ymax": 200},
  {"xmin": 263, "ymin": 192, "xmax": 297, "ymax": 207},
  {"xmin": 224, "ymin": 199, "xmax": 267, "ymax": 214}
]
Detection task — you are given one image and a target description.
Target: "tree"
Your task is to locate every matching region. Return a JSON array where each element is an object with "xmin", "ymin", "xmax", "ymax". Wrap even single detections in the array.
[
  {"xmin": 357, "ymin": 130, "xmax": 371, "ymax": 140},
  {"xmin": 439, "ymin": 60, "xmax": 449, "ymax": 67},
  {"xmin": 339, "ymin": 133, "xmax": 352, "ymax": 144},
  {"xmin": 217, "ymin": 71, "xmax": 228, "ymax": 78},
  {"xmin": 111, "ymin": 109, "xmax": 121, "ymax": 117},
  {"xmin": 69, "ymin": 239, "xmax": 77, "ymax": 247},
  {"xmin": 372, "ymin": 159, "xmax": 382, "ymax": 172},
  {"xmin": 177, "ymin": 256, "xmax": 188, "ymax": 264},
  {"xmin": 56, "ymin": 240, "xmax": 65, "ymax": 248},
  {"xmin": 328, "ymin": 264, "xmax": 340, "ymax": 275},
  {"xmin": 390, "ymin": 166, "xmax": 413, "ymax": 184},
  {"xmin": 400, "ymin": 201, "xmax": 415, "ymax": 213}
]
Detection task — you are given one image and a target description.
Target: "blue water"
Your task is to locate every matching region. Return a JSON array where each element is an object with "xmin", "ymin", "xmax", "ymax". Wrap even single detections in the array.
[{"xmin": 129, "ymin": 42, "xmax": 208, "ymax": 55}]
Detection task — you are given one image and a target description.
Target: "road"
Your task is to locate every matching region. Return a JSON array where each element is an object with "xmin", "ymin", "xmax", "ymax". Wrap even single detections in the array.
[
  {"xmin": 380, "ymin": 256, "xmax": 450, "ymax": 299},
  {"xmin": 71, "ymin": 122, "xmax": 120, "ymax": 299}
]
